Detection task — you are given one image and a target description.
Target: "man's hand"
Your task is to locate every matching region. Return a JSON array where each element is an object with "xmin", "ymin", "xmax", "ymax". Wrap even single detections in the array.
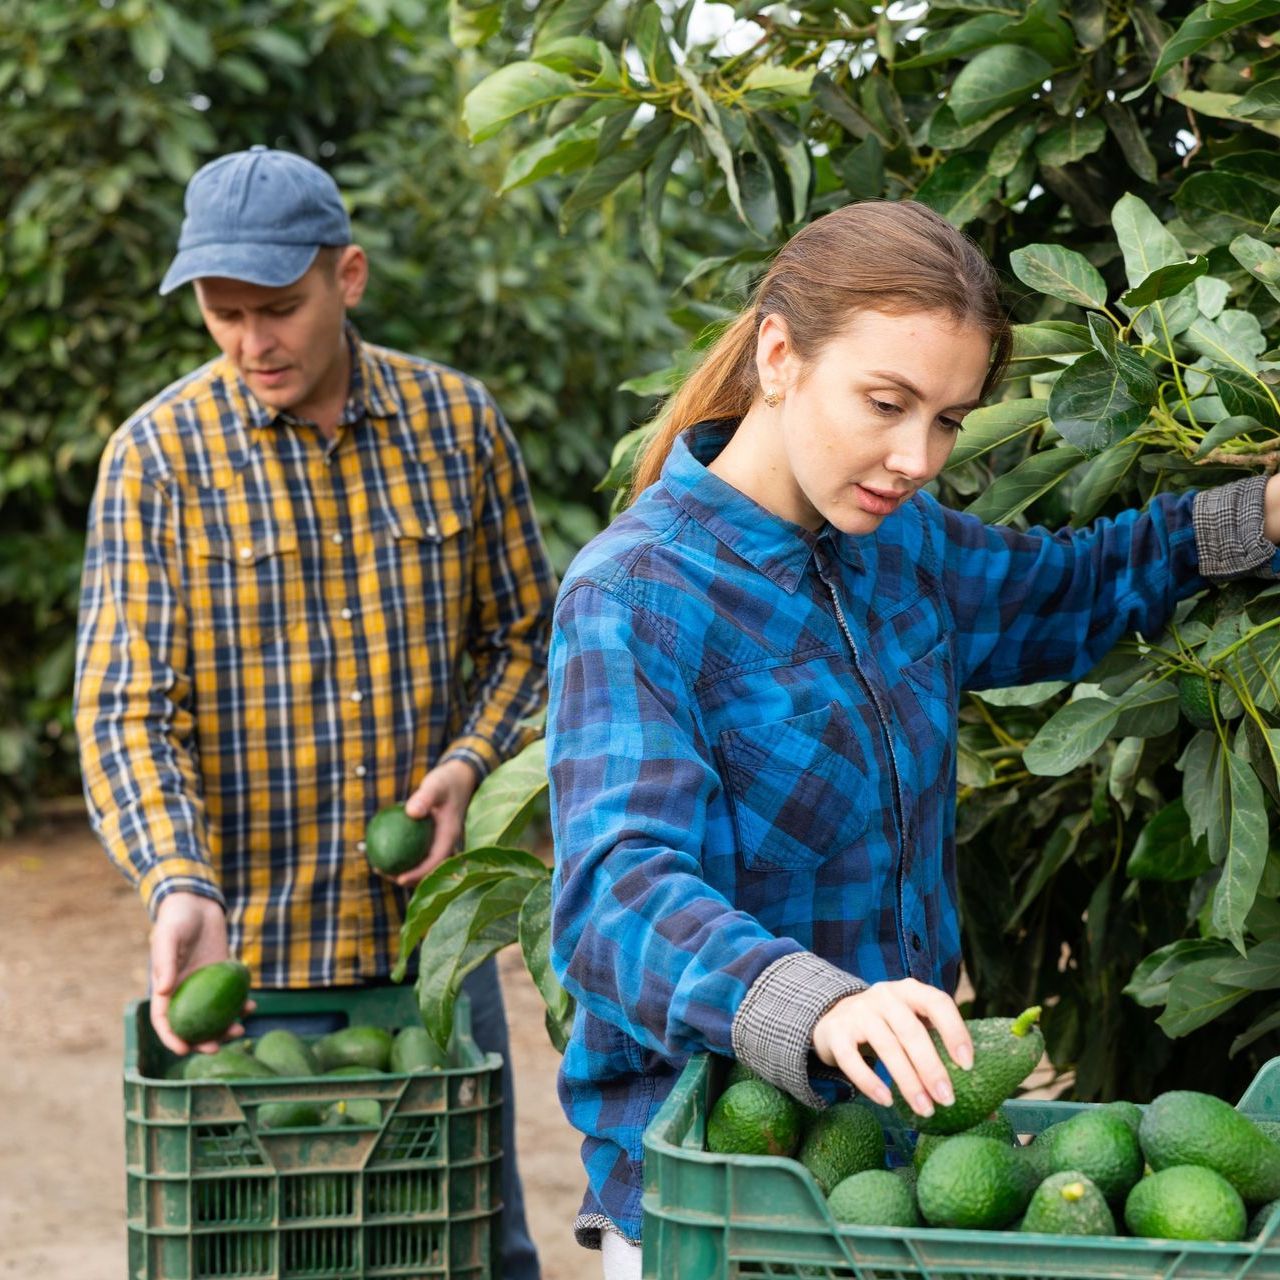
[
  {"xmin": 812, "ymin": 978, "xmax": 973, "ymax": 1117},
  {"xmin": 150, "ymin": 892, "xmax": 250, "ymax": 1055},
  {"xmin": 398, "ymin": 757, "xmax": 481, "ymax": 887}
]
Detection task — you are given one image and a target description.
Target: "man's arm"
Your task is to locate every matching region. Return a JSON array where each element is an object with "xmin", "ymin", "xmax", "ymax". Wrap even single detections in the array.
[
  {"xmin": 74, "ymin": 432, "xmax": 231, "ymax": 1048},
  {"xmin": 436, "ymin": 396, "xmax": 557, "ymax": 779}
]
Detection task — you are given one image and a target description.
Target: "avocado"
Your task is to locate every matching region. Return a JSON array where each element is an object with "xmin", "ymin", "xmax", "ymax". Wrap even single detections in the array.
[
  {"xmin": 364, "ymin": 804, "xmax": 433, "ymax": 876},
  {"xmin": 828, "ymin": 1168, "xmax": 920, "ymax": 1227},
  {"xmin": 913, "ymin": 1111, "xmax": 1016, "ymax": 1173},
  {"xmin": 1125, "ymin": 1165, "xmax": 1246, "ymax": 1241},
  {"xmin": 1139, "ymin": 1091, "xmax": 1280, "ymax": 1203},
  {"xmin": 252, "ymin": 1029, "xmax": 318, "ymax": 1077},
  {"xmin": 1098, "ymin": 1100, "xmax": 1143, "ymax": 1136},
  {"xmin": 1021, "ymin": 1170, "xmax": 1115, "ymax": 1235},
  {"xmin": 257, "ymin": 1101, "xmax": 324, "ymax": 1129},
  {"xmin": 314, "ymin": 1025, "xmax": 394, "ymax": 1072},
  {"xmin": 183, "ymin": 1046, "xmax": 278, "ymax": 1080},
  {"xmin": 389, "ymin": 1025, "xmax": 448, "ymax": 1073},
  {"xmin": 724, "ymin": 1059, "xmax": 762, "ymax": 1089},
  {"xmin": 323, "ymin": 1098, "xmax": 383, "ymax": 1127},
  {"xmin": 166, "ymin": 960, "xmax": 252, "ymax": 1045},
  {"xmin": 706, "ymin": 1079, "xmax": 804, "ymax": 1158},
  {"xmin": 325, "ymin": 1063, "xmax": 383, "ymax": 1076},
  {"xmin": 1040, "ymin": 1109, "xmax": 1143, "ymax": 1203},
  {"xmin": 798, "ymin": 1101, "xmax": 887, "ymax": 1194},
  {"xmin": 916, "ymin": 1134, "xmax": 1031, "ymax": 1229},
  {"xmin": 1177, "ymin": 673, "xmax": 1218, "ymax": 730},
  {"xmin": 893, "ymin": 1006, "xmax": 1044, "ymax": 1135}
]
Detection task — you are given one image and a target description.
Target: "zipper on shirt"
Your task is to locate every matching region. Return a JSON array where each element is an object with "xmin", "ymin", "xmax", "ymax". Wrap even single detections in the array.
[{"xmin": 815, "ymin": 559, "xmax": 912, "ymax": 977}]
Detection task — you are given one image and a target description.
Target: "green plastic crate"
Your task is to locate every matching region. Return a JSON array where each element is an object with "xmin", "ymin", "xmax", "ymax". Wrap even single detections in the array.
[
  {"xmin": 642, "ymin": 1052, "xmax": 1280, "ymax": 1279},
  {"xmin": 123, "ymin": 986, "xmax": 502, "ymax": 1280}
]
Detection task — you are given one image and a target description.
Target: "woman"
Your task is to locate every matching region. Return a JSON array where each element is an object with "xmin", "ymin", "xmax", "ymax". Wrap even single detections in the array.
[{"xmin": 545, "ymin": 200, "xmax": 1280, "ymax": 1277}]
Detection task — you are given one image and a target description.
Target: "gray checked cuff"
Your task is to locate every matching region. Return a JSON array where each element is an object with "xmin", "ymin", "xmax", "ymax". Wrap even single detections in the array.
[
  {"xmin": 730, "ymin": 951, "xmax": 865, "ymax": 1109},
  {"xmin": 1193, "ymin": 475, "xmax": 1280, "ymax": 580}
]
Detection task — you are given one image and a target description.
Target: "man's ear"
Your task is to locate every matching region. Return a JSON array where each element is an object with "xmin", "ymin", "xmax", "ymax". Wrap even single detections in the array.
[{"xmin": 335, "ymin": 245, "xmax": 369, "ymax": 308}]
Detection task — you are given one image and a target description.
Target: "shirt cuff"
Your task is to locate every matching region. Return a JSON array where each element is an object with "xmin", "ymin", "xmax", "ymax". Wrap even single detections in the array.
[
  {"xmin": 730, "ymin": 951, "xmax": 866, "ymax": 1109},
  {"xmin": 441, "ymin": 738, "xmax": 499, "ymax": 783},
  {"xmin": 144, "ymin": 871, "xmax": 226, "ymax": 921},
  {"xmin": 1193, "ymin": 475, "xmax": 1280, "ymax": 580}
]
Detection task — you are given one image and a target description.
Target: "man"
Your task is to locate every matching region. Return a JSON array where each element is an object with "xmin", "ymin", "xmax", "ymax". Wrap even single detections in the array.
[{"xmin": 74, "ymin": 146, "xmax": 554, "ymax": 1278}]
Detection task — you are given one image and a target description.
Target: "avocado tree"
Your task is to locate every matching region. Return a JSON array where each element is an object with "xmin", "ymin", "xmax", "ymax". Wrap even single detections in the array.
[{"xmin": 399, "ymin": 0, "xmax": 1280, "ymax": 1098}]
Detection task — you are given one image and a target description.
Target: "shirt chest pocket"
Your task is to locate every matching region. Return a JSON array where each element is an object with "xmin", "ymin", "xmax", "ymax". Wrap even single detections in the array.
[
  {"xmin": 720, "ymin": 702, "xmax": 872, "ymax": 872},
  {"xmin": 899, "ymin": 639, "xmax": 955, "ymax": 795},
  {"xmin": 194, "ymin": 525, "xmax": 306, "ymax": 650}
]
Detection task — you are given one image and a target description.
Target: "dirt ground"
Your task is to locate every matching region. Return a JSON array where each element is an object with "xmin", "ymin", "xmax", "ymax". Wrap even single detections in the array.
[{"xmin": 0, "ymin": 817, "xmax": 585, "ymax": 1280}]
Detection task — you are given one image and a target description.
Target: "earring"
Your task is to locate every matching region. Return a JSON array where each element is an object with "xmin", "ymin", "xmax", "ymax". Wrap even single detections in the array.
[{"xmin": 763, "ymin": 388, "xmax": 782, "ymax": 408}]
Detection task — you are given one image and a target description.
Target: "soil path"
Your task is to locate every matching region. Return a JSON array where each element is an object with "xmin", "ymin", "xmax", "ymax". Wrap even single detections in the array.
[{"xmin": 0, "ymin": 819, "xmax": 585, "ymax": 1280}]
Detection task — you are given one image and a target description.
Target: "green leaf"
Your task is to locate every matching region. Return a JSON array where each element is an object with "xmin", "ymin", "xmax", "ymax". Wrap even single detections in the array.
[
  {"xmin": 1101, "ymin": 101, "xmax": 1158, "ymax": 185},
  {"xmin": 416, "ymin": 876, "xmax": 532, "ymax": 1050},
  {"xmin": 757, "ymin": 111, "xmax": 811, "ymax": 223},
  {"xmin": 964, "ymin": 446, "xmax": 1086, "ymax": 523},
  {"xmin": 1113, "ymin": 679, "xmax": 1179, "ymax": 739},
  {"xmin": 464, "ymin": 738, "xmax": 549, "ymax": 850},
  {"xmin": 1085, "ymin": 314, "xmax": 1159, "ymax": 403},
  {"xmin": 1047, "ymin": 351, "xmax": 1150, "ymax": 456},
  {"xmin": 1216, "ymin": 939, "xmax": 1280, "ymax": 990},
  {"xmin": 463, "ymin": 62, "xmax": 578, "ymax": 143},
  {"xmin": 1071, "ymin": 439, "xmax": 1144, "ymax": 524},
  {"xmin": 1023, "ymin": 697, "xmax": 1121, "ymax": 776},
  {"xmin": 518, "ymin": 876, "xmax": 573, "ymax": 1053},
  {"xmin": 500, "ymin": 125, "xmax": 597, "ymax": 193},
  {"xmin": 1230, "ymin": 234, "xmax": 1280, "ymax": 303},
  {"xmin": 957, "ymin": 742, "xmax": 997, "ymax": 788},
  {"xmin": 988, "ymin": 121, "xmax": 1038, "ymax": 179},
  {"xmin": 1193, "ymin": 415, "xmax": 1265, "ymax": 459},
  {"xmin": 1035, "ymin": 116, "xmax": 1106, "ymax": 167},
  {"xmin": 913, "ymin": 152, "xmax": 1002, "ymax": 228},
  {"xmin": 741, "ymin": 64, "xmax": 815, "ymax": 98},
  {"xmin": 1120, "ymin": 256, "xmax": 1210, "ymax": 307},
  {"xmin": 970, "ymin": 682, "xmax": 1068, "ymax": 707},
  {"xmin": 244, "ymin": 27, "xmax": 310, "ymax": 66},
  {"xmin": 895, "ymin": 14, "xmax": 1009, "ymax": 69},
  {"xmin": 1149, "ymin": 1, "xmax": 1277, "ymax": 83},
  {"xmin": 1111, "ymin": 193, "xmax": 1192, "ymax": 291},
  {"xmin": 1008, "ymin": 816, "xmax": 1084, "ymax": 926},
  {"xmin": 948, "ymin": 44, "xmax": 1052, "ymax": 126},
  {"xmin": 1157, "ymin": 959, "xmax": 1250, "ymax": 1037},
  {"xmin": 1213, "ymin": 368, "xmax": 1280, "ymax": 431},
  {"xmin": 811, "ymin": 73, "xmax": 885, "ymax": 143},
  {"xmin": 1180, "ymin": 730, "xmax": 1223, "ymax": 844},
  {"xmin": 1209, "ymin": 752, "xmax": 1270, "ymax": 953},
  {"xmin": 1009, "ymin": 244, "xmax": 1108, "ymax": 310},
  {"xmin": 1125, "ymin": 938, "xmax": 1235, "ymax": 1007},
  {"xmin": 677, "ymin": 66, "xmax": 748, "ymax": 225},
  {"xmin": 1126, "ymin": 798, "xmax": 1212, "ymax": 881},
  {"xmin": 1175, "ymin": 171, "xmax": 1278, "ymax": 247},
  {"xmin": 128, "ymin": 21, "xmax": 170, "ymax": 71},
  {"xmin": 1231, "ymin": 1002, "xmax": 1280, "ymax": 1057},
  {"xmin": 1006, "ymin": 321, "xmax": 1093, "ymax": 378},
  {"xmin": 1232, "ymin": 78, "xmax": 1280, "ymax": 121},
  {"xmin": 450, "ymin": 0, "xmax": 503, "ymax": 48},
  {"xmin": 946, "ymin": 398, "xmax": 1048, "ymax": 468},
  {"xmin": 559, "ymin": 115, "xmax": 670, "ymax": 232}
]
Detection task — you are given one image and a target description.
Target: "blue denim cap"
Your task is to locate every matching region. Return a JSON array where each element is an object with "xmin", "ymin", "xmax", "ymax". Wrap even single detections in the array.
[{"xmin": 159, "ymin": 146, "xmax": 351, "ymax": 296}]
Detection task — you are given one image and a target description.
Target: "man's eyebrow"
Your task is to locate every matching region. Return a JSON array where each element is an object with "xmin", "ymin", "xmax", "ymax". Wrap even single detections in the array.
[{"xmin": 866, "ymin": 369, "xmax": 981, "ymax": 412}]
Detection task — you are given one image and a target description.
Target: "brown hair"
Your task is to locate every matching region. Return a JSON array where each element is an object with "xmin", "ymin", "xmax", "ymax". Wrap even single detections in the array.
[{"xmin": 629, "ymin": 200, "xmax": 1011, "ymax": 498}]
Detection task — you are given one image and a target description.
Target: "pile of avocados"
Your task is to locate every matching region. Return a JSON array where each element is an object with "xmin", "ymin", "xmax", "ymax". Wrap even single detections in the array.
[
  {"xmin": 707, "ymin": 1005, "xmax": 1280, "ymax": 1244},
  {"xmin": 152, "ymin": 959, "xmax": 448, "ymax": 1130}
]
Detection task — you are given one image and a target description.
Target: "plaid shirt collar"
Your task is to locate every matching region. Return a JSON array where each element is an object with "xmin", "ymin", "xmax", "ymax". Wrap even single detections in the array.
[
  {"xmin": 664, "ymin": 421, "xmax": 863, "ymax": 594},
  {"xmin": 217, "ymin": 321, "xmax": 400, "ymax": 434}
]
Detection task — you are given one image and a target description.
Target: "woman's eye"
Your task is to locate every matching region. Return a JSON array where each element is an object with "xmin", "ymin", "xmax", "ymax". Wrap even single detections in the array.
[
  {"xmin": 940, "ymin": 417, "xmax": 965, "ymax": 433},
  {"xmin": 870, "ymin": 398, "xmax": 900, "ymax": 416}
]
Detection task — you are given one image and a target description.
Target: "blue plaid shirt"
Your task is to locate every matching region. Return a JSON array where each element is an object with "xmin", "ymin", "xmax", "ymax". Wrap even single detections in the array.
[{"xmin": 546, "ymin": 422, "xmax": 1272, "ymax": 1243}]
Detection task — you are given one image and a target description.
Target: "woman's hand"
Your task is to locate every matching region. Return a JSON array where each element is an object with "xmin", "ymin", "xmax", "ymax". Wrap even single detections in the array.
[{"xmin": 811, "ymin": 978, "xmax": 972, "ymax": 1117}]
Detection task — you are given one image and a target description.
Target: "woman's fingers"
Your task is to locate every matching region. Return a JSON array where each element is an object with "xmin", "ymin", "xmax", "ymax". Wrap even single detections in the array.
[
  {"xmin": 905, "ymin": 981, "xmax": 973, "ymax": 1070},
  {"xmin": 883, "ymin": 1001, "xmax": 955, "ymax": 1109},
  {"xmin": 862, "ymin": 1016, "xmax": 934, "ymax": 1117}
]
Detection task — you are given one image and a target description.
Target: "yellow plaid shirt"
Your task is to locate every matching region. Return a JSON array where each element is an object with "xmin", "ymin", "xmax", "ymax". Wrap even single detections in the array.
[{"xmin": 75, "ymin": 326, "xmax": 555, "ymax": 986}]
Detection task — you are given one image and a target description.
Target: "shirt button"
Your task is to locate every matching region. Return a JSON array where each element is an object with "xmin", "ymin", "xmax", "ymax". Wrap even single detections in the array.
[
  {"xmin": 356, "ymin": 840, "xmax": 367, "ymax": 853},
  {"xmin": 331, "ymin": 531, "xmax": 344, "ymax": 545},
  {"xmin": 350, "ymin": 690, "xmax": 363, "ymax": 703},
  {"xmin": 239, "ymin": 546, "xmax": 253, "ymax": 560},
  {"xmin": 424, "ymin": 521, "xmax": 438, "ymax": 537},
  {"xmin": 910, "ymin": 932, "xmax": 923, "ymax": 952},
  {"xmin": 340, "ymin": 608, "xmax": 353, "ymax": 621},
  {"xmin": 354, "ymin": 764, "xmax": 367, "ymax": 778}
]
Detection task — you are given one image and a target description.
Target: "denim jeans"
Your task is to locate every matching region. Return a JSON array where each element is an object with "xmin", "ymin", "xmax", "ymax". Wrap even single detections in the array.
[{"xmin": 241, "ymin": 956, "xmax": 540, "ymax": 1280}]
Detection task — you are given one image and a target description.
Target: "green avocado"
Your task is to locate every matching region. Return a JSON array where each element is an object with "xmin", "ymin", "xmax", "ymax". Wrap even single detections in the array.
[
  {"xmin": 1125, "ymin": 1165, "xmax": 1246, "ymax": 1241},
  {"xmin": 166, "ymin": 961, "xmax": 252, "ymax": 1045},
  {"xmin": 314, "ymin": 1025, "xmax": 394, "ymax": 1073}
]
